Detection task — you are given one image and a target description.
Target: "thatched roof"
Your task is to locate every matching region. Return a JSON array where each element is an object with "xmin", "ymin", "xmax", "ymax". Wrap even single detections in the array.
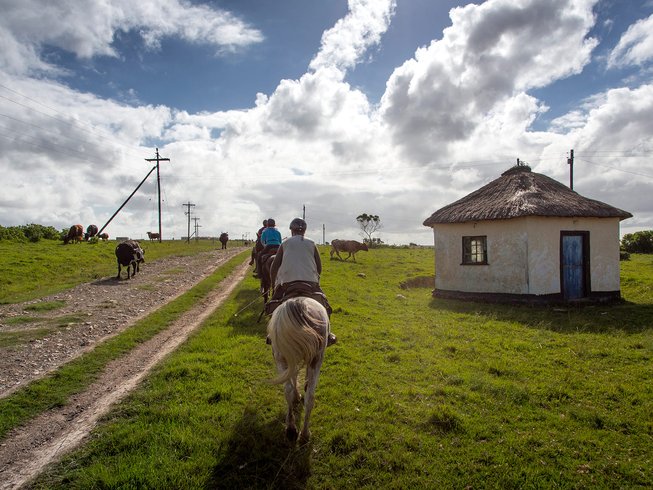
[{"xmin": 423, "ymin": 164, "xmax": 632, "ymax": 226}]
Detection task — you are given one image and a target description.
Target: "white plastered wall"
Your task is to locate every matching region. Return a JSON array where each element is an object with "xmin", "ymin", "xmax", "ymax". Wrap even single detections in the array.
[{"xmin": 431, "ymin": 216, "xmax": 622, "ymax": 295}]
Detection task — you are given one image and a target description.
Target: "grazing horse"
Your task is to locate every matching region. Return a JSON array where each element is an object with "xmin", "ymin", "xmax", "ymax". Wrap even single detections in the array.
[{"xmin": 267, "ymin": 296, "xmax": 330, "ymax": 443}]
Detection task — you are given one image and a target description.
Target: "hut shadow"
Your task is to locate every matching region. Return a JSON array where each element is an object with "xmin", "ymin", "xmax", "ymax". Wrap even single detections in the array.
[
  {"xmin": 428, "ymin": 296, "xmax": 653, "ymax": 334},
  {"xmin": 206, "ymin": 407, "xmax": 312, "ymax": 489}
]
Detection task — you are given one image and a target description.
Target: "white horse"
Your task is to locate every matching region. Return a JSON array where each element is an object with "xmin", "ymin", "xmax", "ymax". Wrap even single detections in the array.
[{"xmin": 267, "ymin": 296, "xmax": 330, "ymax": 443}]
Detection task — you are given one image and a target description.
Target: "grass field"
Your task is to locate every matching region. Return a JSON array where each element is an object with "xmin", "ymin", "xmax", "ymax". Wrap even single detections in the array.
[
  {"xmin": 14, "ymin": 247, "xmax": 651, "ymax": 489},
  {"xmin": 0, "ymin": 239, "xmax": 244, "ymax": 304}
]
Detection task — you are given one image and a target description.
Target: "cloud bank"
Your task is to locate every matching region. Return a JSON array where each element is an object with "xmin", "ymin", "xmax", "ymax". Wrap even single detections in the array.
[{"xmin": 1, "ymin": 0, "xmax": 652, "ymax": 244}]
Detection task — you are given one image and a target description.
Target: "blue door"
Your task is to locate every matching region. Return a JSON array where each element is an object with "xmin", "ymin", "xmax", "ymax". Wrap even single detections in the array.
[{"xmin": 561, "ymin": 234, "xmax": 586, "ymax": 300}]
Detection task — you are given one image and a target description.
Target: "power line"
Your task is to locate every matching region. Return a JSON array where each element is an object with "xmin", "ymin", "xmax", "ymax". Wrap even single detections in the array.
[
  {"xmin": 576, "ymin": 158, "xmax": 653, "ymax": 179},
  {"xmin": 0, "ymin": 84, "xmax": 145, "ymax": 159}
]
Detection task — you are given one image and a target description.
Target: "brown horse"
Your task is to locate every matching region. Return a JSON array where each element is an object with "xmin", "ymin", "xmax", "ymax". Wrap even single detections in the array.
[{"xmin": 259, "ymin": 253, "xmax": 276, "ymax": 303}]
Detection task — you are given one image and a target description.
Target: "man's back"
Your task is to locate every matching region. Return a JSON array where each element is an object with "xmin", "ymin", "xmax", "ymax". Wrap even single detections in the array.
[{"xmin": 276, "ymin": 235, "xmax": 319, "ymax": 285}]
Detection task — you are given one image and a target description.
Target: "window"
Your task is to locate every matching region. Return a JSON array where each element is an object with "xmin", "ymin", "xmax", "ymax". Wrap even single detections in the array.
[{"xmin": 462, "ymin": 236, "xmax": 487, "ymax": 265}]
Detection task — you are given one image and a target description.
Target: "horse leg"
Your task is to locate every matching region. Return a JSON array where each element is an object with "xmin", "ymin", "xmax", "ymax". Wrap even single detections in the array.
[
  {"xmin": 275, "ymin": 355, "xmax": 300, "ymax": 441},
  {"xmin": 299, "ymin": 354, "xmax": 324, "ymax": 443}
]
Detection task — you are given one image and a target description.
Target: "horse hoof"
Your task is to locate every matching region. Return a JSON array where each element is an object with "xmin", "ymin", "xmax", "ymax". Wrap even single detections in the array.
[{"xmin": 286, "ymin": 426, "xmax": 298, "ymax": 442}]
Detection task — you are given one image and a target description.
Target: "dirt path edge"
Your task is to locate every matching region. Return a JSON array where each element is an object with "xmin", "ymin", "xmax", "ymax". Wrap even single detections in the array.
[{"xmin": 0, "ymin": 260, "xmax": 251, "ymax": 490}]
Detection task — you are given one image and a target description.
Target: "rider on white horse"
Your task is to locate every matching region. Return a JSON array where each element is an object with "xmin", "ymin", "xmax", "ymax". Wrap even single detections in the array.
[{"xmin": 269, "ymin": 217, "xmax": 336, "ymax": 346}]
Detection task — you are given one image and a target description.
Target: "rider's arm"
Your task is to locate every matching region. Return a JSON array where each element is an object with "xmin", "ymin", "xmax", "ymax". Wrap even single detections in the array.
[
  {"xmin": 270, "ymin": 244, "xmax": 284, "ymax": 285},
  {"xmin": 314, "ymin": 244, "xmax": 322, "ymax": 277}
]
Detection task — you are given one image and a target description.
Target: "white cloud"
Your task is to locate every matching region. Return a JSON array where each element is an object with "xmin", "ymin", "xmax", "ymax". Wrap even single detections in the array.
[
  {"xmin": 0, "ymin": 0, "xmax": 263, "ymax": 75},
  {"xmin": 380, "ymin": 0, "xmax": 598, "ymax": 163},
  {"xmin": 608, "ymin": 13, "xmax": 653, "ymax": 68},
  {"xmin": 310, "ymin": 0, "xmax": 396, "ymax": 74}
]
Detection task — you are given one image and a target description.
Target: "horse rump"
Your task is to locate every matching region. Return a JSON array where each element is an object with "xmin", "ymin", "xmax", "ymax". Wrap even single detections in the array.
[{"xmin": 267, "ymin": 296, "xmax": 330, "ymax": 442}]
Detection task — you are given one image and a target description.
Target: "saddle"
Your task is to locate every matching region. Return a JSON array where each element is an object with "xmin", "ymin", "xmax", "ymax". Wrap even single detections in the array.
[{"xmin": 264, "ymin": 281, "xmax": 332, "ymax": 317}]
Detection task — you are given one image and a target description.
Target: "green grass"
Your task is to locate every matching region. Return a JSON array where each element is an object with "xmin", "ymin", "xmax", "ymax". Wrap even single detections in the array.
[
  {"xmin": 0, "ymin": 251, "xmax": 248, "ymax": 440},
  {"xmin": 24, "ymin": 300, "xmax": 66, "ymax": 312},
  {"xmin": 25, "ymin": 248, "xmax": 653, "ymax": 489},
  {"xmin": 0, "ymin": 314, "xmax": 85, "ymax": 347},
  {"xmin": 0, "ymin": 239, "xmax": 238, "ymax": 304}
]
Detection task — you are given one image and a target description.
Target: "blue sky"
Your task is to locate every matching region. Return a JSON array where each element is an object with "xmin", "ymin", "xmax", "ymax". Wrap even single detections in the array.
[{"xmin": 1, "ymin": 0, "xmax": 653, "ymax": 244}]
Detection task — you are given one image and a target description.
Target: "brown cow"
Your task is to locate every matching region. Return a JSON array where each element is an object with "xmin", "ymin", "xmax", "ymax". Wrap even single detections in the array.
[
  {"xmin": 329, "ymin": 239, "xmax": 369, "ymax": 262},
  {"xmin": 98, "ymin": 233, "xmax": 109, "ymax": 241},
  {"xmin": 63, "ymin": 224, "xmax": 83, "ymax": 244},
  {"xmin": 146, "ymin": 231, "xmax": 160, "ymax": 241}
]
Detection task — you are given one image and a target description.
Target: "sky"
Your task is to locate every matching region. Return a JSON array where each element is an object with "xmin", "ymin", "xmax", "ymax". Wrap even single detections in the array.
[{"xmin": 1, "ymin": 0, "xmax": 653, "ymax": 245}]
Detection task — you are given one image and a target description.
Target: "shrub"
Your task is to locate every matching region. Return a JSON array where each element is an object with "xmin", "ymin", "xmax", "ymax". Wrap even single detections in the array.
[
  {"xmin": 0, "ymin": 226, "xmax": 27, "ymax": 242},
  {"xmin": 621, "ymin": 230, "xmax": 653, "ymax": 254},
  {"xmin": 0, "ymin": 224, "xmax": 65, "ymax": 242}
]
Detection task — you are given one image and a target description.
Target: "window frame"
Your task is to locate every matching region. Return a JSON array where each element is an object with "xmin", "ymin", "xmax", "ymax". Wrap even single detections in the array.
[{"xmin": 462, "ymin": 235, "xmax": 488, "ymax": 265}]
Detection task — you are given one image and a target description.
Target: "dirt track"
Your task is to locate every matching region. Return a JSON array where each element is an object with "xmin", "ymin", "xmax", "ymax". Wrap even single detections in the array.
[{"xmin": 0, "ymin": 248, "xmax": 250, "ymax": 489}]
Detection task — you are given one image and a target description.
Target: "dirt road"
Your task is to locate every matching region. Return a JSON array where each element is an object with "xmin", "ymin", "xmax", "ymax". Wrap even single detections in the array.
[{"xmin": 0, "ymin": 248, "xmax": 251, "ymax": 489}]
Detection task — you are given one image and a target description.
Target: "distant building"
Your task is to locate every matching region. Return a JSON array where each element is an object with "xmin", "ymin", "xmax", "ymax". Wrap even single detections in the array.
[{"xmin": 423, "ymin": 164, "xmax": 632, "ymax": 303}]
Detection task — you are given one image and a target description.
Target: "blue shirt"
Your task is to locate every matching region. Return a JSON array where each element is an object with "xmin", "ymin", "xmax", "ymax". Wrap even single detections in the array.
[{"xmin": 261, "ymin": 227, "xmax": 282, "ymax": 246}]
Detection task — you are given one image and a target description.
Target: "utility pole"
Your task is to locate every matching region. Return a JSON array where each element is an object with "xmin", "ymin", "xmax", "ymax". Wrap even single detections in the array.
[
  {"xmin": 323, "ymin": 224, "xmax": 325, "ymax": 245},
  {"xmin": 182, "ymin": 201, "xmax": 195, "ymax": 243},
  {"xmin": 145, "ymin": 148, "xmax": 170, "ymax": 242},
  {"xmin": 302, "ymin": 205, "xmax": 306, "ymax": 220},
  {"xmin": 567, "ymin": 149, "xmax": 574, "ymax": 190},
  {"xmin": 192, "ymin": 217, "xmax": 201, "ymax": 242}
]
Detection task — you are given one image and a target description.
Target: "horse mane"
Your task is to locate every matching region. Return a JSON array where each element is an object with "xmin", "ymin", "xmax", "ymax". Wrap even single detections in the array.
[{"xmin": 267, "ymin": 297, "xmax": 329, "ymax": 384}]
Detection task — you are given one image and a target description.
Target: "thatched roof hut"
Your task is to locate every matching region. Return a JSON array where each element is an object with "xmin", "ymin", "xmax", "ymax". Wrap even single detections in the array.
[
  {"xmin": 423, "ymin": 164, "xmax": 632, "ymax": 226},
  {"xmin": 423, "ymin": 164, "xmax": 631, "ymax": 303}
]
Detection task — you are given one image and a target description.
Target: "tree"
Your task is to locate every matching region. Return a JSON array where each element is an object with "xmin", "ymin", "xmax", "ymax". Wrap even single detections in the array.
[
  {"xmin": 621, "ymin": 230, "xmax": 653, "ymax": 254},
  {"xmin": 356, "ymin": 213, "xmax": 382, "ymax": 245}
]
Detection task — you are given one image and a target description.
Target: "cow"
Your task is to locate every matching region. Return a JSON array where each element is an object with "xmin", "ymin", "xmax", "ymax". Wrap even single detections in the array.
[
  {"xmin": 147, "ymin": 231, "xmax": 160, "ymax": 241},
  {"xmin": 115, "ymin": 240, "xmax": 145, "ymax": 279},
  {"xmin": 329, "ymin": 239, "xmax": 369, "ymax": 262},
  {"xmin": 98, "ymin": 233, "xmax": 109, "ymax": 241},
  {"xmin": 219, "ymin": 232, "xmax": 229, "ymax": 249},
  {"xmin": 63, "ymin": 224, "xmax": 84, "ymax": 245},
  {"xmin": 84, "ymin": 224, "xmax": 98, "ymax": 241}
]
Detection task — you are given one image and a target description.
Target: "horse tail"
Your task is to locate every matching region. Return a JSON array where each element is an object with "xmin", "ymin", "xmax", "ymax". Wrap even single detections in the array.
[{"xmin": 267, "ymin": 297, "xmax": 329, "ymax": 385}]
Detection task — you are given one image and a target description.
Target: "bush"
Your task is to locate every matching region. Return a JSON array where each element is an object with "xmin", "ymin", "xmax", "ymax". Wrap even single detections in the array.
[
  {"xmin": 621, "ymin": 230, "xmax": 653, "ymax": 254},
  {"xmin": 0, "ymin": 226, "xmax": 27, "ymax": 242},
  {"xmin": 0, "ymin": 224, "xmax": 64, "ymax": 242}
]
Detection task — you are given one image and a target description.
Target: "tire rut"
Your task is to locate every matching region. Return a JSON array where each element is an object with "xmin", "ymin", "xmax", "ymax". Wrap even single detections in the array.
[{"xmin": 0, "ymin": 259, "xmax": 251, "ymax": 490}]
